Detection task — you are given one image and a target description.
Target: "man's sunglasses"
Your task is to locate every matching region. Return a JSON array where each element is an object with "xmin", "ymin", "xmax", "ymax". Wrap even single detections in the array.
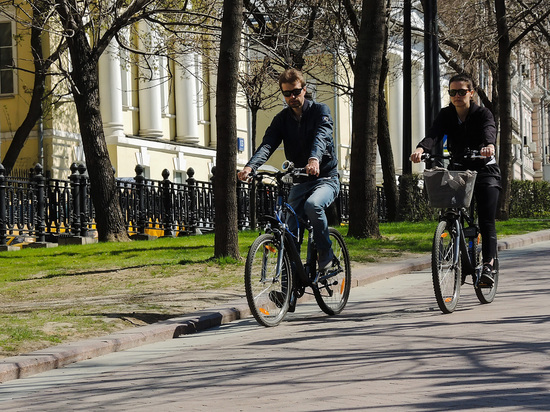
[
  {"xmin": 281, "ymin": 88, "xmax": 304, "ymax": 98},
  {"xmin": 448, "ymin": 89, "xmax": 470, "ymax": 97}
]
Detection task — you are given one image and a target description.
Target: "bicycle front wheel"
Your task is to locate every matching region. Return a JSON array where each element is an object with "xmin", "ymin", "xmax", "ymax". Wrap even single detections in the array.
[
  {"xmin": 313, "ymin": 228, "xmax": 351, "ymax": 315},
  {"xmin": 244, "ymin": 234, "xmax": 293, "ymax": 327},
  {"xmin": 432, "ymin": 220, "xmax": 461, "ymax": 313}
]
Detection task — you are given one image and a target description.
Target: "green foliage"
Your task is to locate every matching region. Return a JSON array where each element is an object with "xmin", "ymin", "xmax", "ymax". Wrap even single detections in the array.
[
  {"xmin": 397, "ymin": 173, "xmax": 437, "ymax": 222},
  {"xmin": 510, "ymin": 180, "xmax": 550, "ymax": 218},
  {"xmin": 396, "ymin": 177, "xmax": 550, "ymax": 222}
]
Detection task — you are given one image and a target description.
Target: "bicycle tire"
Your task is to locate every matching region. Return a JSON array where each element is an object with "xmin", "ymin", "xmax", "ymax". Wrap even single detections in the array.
[
  {"xmin": 475, "ymin": 245, "xmax": 499, "ymax": 304},
  {"xmin": 244, "ymin": 233, "xmax": 293, "ymax": 327},
  {"xmin": 313, "ymin": 228, "xmax": 351, "ymax": 315},
  {"xmin": 432, "ymin": 220, "xmax": 461, "ymax": 313}
]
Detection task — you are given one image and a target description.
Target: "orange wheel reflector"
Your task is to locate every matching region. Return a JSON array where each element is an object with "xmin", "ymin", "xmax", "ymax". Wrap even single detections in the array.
[
  {"xmin": 477, "ymin": 234, "xmax": 481, "ymax": 244},
  {"xmin": 340, "ymin": 278, "xmax": 346, "ymax": 294},
  {"xmin": 264, "ymin": 245, "xmax": 277, "ymax": 253},
  {"xmin": 259, "ymin": 307, "xmax": 270, "ymax": 315},
  {"xmin": 441, "ymin": 233, "xmax": 448, "ymax": 238},
  {"xmin": 444, "ymin": 297, "xmax": 452, "ymax": 302}
]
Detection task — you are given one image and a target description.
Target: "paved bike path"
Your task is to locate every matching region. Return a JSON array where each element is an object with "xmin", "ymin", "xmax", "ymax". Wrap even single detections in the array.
[{"xmin": 1, "ymin": 229, "xmax": 549, "ymax": 383}]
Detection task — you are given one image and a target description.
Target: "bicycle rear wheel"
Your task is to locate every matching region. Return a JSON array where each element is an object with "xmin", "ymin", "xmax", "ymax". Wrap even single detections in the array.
[
  {"xmin": 475, "ymin": 246, "xmax": 499, "ymax": 304},
  {"xmin": 245, "ymin": 234, "xmax": 293, "ymax": 327},
  {"xmin": 432, "ymin": 220, "xmax": 461, "ymax": 313},
  {"xmin": 313, "ymin": 228, "xmax": 351, "ymax": 315}
]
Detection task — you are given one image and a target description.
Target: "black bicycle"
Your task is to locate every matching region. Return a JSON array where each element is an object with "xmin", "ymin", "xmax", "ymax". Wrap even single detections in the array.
[
  {"xmin": 422, "ymin": 152, "xmax": 499, "ymax": 313},
  {"xmin": 244, "ymin": 161, "xmax": 351, "ymax": 327}
]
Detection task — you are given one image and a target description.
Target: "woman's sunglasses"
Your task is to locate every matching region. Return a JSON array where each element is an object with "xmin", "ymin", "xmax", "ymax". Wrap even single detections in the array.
[
  {"xmin": 281, "ymin": 88, "xmax": 304, "ymax": 97},
  {"xmin": 448, "ymin": 89, "xmax": 470, "ymax": 97}
]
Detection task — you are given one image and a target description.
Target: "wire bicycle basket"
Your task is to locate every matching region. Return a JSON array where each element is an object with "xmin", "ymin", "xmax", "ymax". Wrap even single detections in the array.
[{"xmin": 423, "ymin": 168, "xmax": 477, "ymax": 209}]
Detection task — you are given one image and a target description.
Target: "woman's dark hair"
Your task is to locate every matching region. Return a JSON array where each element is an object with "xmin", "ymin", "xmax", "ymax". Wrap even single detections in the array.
[{"xmin": 449, "ymin": 73, "xmax": 474, "ymax": 90}]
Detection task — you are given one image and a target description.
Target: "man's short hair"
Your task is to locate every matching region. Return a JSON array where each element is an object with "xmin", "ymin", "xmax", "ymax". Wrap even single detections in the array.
[{"xmin": 279, "ymin": 68, "xmax": 306, "ymax": 89}]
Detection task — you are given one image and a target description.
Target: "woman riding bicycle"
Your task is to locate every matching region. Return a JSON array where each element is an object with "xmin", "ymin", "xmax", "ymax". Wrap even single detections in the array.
[{"xmin": 410, "ymin": 73, "xmax": 501, "ymax": 286}]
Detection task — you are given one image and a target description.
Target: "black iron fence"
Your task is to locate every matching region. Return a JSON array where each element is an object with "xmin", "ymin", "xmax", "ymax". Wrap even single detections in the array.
[{"xmin": 0, "ymin": 162, "xmax": 386, "ymax": 246}]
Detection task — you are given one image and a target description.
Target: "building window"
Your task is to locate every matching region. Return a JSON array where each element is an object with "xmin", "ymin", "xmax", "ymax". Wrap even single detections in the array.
[
  {"xmin": 0, "ymin": 21, "xmax": 14, "ymax": 94},
  {"xmin": 173, "ymin": 170, "xmax": 186, "ymax": 184}
]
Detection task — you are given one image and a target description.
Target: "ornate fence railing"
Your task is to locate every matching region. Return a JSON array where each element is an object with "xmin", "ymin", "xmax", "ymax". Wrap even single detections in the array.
[{"xmin": 0, "ymin": 162, "xmax": 386, "ymax": 246}]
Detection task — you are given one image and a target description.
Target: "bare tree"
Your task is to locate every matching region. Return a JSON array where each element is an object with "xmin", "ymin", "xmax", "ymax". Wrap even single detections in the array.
[
  {"xmin": 214, "ymin": 0, "xmax": 243, "ymax": 259},
  {"xmin": 0, "ymin": 0, "xmax": 67, "ymax": 173},
  {"xmin": 1, "ymin": 0, "xmax": 222, "ymax": 241},
  {"xmin": 436, "ymin": 0, "xmax": 550, "ymax": 219}
]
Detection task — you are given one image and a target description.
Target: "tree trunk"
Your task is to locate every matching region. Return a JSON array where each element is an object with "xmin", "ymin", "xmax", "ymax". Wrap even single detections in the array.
[
  {"xmin": 378, "ymin": 81, "xmax": 398, "ymax": 221},
  {"xmin": 376, "ymin": 19, "xmax": 398, "ymax": 222},
  {"xmin": 348, "ymin": 0, "xmax": 386, "ymax": 238},
  {"xmin": 57, "ymin": 1, "xmax": 129, "ymax": 242},
  {"xmin": 249, "ymin": 106, "xmax": 259, "ymax": 230},
  {"xmin": 495, "ymin": 0, "xmax": 512, "ymax": 220},
  {"xmin": 214, "ymin": 0, "xmax": 243, "ymax": 259}
]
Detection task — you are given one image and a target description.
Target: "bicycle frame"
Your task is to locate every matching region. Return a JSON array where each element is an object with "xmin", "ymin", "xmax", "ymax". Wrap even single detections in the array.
[
  {"xmin": 439, "ymin": 209, "xmax": 474, "ymax": 269},
  {"xmin": 266, "ymin": 182, "xmax": 314, "ymax": 290}
]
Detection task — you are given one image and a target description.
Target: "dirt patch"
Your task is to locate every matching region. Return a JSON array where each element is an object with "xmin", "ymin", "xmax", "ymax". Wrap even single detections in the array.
[
  {"xmin": 0, "ymin": 252, "xmax": 426, "ymax": 358},
  {"xmin": 0, "ymin": 263, "xmax": 246, "ymax": 358}
]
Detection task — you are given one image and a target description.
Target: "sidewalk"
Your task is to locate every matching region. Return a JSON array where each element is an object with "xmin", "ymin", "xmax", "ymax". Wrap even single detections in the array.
[{"xmin": 1, "ymin": 229, "xmax": 549, "ymax": 384}]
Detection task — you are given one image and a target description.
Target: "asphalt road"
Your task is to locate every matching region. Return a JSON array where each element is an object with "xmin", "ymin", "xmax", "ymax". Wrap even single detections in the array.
[{"xmin": 0, "ymin": 239, "xmax": 549, "ymax": 411}]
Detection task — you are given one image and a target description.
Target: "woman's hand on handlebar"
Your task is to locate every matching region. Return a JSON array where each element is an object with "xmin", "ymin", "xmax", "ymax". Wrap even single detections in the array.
[
  {"xmin": 410, "ymin": 148, "xmax": 424, "ymax": 163},
  {"xmin": 480, "ymin": 144, "xmax": 495, "ymax": 158},
  {"xmin": 238, "ymin": 166, "xmax": 253, "ymax": 182}
]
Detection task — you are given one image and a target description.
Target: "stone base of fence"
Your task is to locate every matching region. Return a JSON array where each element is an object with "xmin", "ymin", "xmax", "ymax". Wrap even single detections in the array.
[
  {"xmin": 0, "ymin": 245, "xmax": 19, "ymax": 252},
  {"xmin": 58, "ymin": 236, "xmax": 98, "ymax": 246},
  {"xmin": 22, "ymin": 242, "xmax": 58, "ymax": 249},
  {"xmin": 130, "ymin": 234, "xmax": 158, "ymax": 241}
]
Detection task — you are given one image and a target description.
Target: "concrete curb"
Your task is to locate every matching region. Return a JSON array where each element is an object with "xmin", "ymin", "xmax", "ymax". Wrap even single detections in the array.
[{"xmin": 1, "ymin": 229, "xmax": 549, "ymax": 383}]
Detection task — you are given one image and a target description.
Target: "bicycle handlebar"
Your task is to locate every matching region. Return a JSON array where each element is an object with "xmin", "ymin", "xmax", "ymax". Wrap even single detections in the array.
[
  {"xmin": 420, "ymin": 150, "xmax": 486, "ymax": 162},
  {"xmin": 247, "ymin": 161, "xmax": 310, "ymax": 183}
]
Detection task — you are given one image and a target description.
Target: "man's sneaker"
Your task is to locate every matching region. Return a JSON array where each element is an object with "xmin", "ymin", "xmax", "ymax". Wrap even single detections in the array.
[
  {"xmin": 479, "ymin": 264, "xmax": 494, "ymax": 286},
  {"xmin": 268, "ymin": 290, "xmax": 295, "ymax": 312},
  {"xmin": 318, "ymin": 248, "xmax": 335, "ymax": 272},
  {"xmin": 268, "ymin": 291, "xmax": 285, "ymax": 308},
  {"xmin": 288, "ymin": 293, "xmax": 296, "ymax": 313}
]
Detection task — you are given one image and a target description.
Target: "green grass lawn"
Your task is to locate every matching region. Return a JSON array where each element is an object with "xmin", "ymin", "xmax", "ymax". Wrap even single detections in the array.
[
  {"xmin": 1, "ymin": 218, "xmax": 549, "ymax": 280},
  {"xmin": 0, "ymin": 218, "xmax": 549, "ymax": 357}
]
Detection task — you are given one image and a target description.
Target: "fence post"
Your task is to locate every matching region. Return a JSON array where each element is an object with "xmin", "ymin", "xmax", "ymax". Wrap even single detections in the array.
[
  {"xmin": 0, "ymin": 163, "xmax": 6, "ymax": 246},
  {"xmin": 33, "ymin": 163, "xmax": 46, "ymax": 243},
  {"xmin": 186, "ymin": 167, "xmax": 196, "ymax": 234},
  {"xmin": 161, "ymin": 168, "xmax": 175, "ymax": 237},
  {"xmin": 78, "ymin": 163, "xmax": 89, "ymax": 237},
  {"xmin": 70, "ymin": 163, "xmax": 81, "ymax": 236},
  {"xmin": 134, "ymin": 164, "xmax": 147, "ymax": 236}
]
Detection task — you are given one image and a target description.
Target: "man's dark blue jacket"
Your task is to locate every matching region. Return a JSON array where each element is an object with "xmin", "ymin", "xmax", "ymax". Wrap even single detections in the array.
[{"xmin": 245, "ymin": 99, "xmax": 338, "ymax": 178}]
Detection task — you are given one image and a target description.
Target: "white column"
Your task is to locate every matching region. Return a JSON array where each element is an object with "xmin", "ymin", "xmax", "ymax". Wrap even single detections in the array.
[
  {"xmin": 209, "ymin": 69, "xmax": 217, "ymax": 149},
  {"xmin": 98, "ymin": 41, "xmax": 124, "ymax": 139},
  {"xmin": 137, "ymin": 22, "xmax": 163, "ymax": 138},
  {"xmin": 412, "ymin": 63, "xmax": 425, "ymax": 148},
  {"xmin": 175, "ymin": 54, "xmax": 199, "ymax": 144},
  {"xmin": 388, "ymin": 62, "xmax": 404, "ymax": 175},
  {"xmin": 411, "ymin": 64, "xmax": 426, "ymax": 174}
]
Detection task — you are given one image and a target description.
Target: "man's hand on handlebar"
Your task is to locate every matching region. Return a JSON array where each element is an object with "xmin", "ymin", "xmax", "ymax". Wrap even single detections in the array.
[
  {"xmin": 238, "ymin": 166, "xmax": 253, "ymax": 182},
  {"xmin": 305, "ymin": 158, "xmax": 320, "ymax": 177}
]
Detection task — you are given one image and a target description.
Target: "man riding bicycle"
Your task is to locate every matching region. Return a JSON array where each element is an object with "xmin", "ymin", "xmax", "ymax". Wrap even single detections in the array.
[{"xmin": 238, "ymin": 68, "xmax": 339, "ymax": 272}]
